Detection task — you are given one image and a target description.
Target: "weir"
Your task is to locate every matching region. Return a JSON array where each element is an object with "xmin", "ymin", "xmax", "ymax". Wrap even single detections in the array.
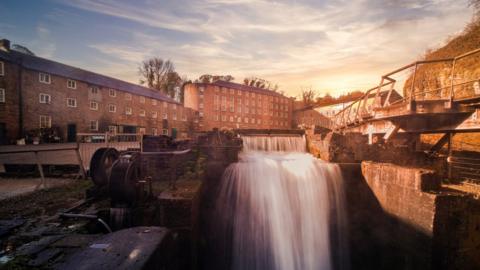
[{"xmin": 212, "ymin": 135, "xmax": 348, "ymax": 270}]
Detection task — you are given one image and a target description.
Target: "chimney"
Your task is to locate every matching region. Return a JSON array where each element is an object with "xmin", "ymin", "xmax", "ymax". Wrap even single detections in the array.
[{"xmin": 0, "ymin": 39, "xmax": 11, "ymax": 52}]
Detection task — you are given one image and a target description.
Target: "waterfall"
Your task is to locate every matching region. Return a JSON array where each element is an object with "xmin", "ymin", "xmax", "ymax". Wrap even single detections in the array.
[
  {"xmin": 241, "ymin": 135, "xmax": 307, "ymax": 152},
  {"xmin": 215, "ymin": 135, "xmax": 348, "ymax": 270}
]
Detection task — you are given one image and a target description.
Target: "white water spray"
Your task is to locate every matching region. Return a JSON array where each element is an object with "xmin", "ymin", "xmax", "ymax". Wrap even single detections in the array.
[{"xmin": 216, "ymin": 135, "xmax": 348, "ymax": 270}]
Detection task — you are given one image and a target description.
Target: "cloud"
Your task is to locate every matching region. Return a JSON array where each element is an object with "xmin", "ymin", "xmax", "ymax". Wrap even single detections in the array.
[
  {"xmin": 60, "ymin": 0, "xmax": 473, "ymax": 97},
  {"xmin": 30, "ymin": 24, "xmax": 56, "ymax": 58}
]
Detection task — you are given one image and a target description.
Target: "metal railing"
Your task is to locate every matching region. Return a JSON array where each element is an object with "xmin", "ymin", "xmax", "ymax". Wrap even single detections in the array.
[
  {"xmin": 77, "ymin": 133, "xmax": 142, "ymax": 170},
  {"xmin": 331, "ymin": 47, "xmax": 480, "ymax": 131}
]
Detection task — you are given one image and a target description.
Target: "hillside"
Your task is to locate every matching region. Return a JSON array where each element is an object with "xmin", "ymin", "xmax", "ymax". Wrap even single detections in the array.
[{"xmin": 407, "ymin": 19, "xmax": 480, "ymax": 152}]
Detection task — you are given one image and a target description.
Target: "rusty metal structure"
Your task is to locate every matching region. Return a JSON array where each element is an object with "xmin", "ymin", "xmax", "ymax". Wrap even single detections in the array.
[
  {"xmin": 328, "ymin": 48, "xmax": 480, "ymax": 182},
  {"xmin": 89, "ymin": 135, "xmax": 192, "ymax": 207}
]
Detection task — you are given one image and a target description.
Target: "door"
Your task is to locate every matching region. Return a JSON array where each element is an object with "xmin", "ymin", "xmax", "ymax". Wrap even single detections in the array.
[
  {"xmin": 67, "ymin": 123, "xmax": 76, "ymax": 142},
  {"xmin": 0, "ymin": 123, "xmax": 6, "ymax": 145}
]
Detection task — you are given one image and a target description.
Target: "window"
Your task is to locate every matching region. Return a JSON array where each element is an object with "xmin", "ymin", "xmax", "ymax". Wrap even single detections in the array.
[
  {"xmin": 221, "ymin": 115, "xmax": 226, "ymax": 122},
  {"xmin": 39, "ymin": 73, "xmax": 51, "ymax": 84},
  {"xmin": 152, "ymin": 99, "xmax": 157, "ymax": 106},
  {"xmin": 90, "ymin": 86, "xmax": 99, "ymax": 94},
  {"xmin": 199, "ymin": 103, "xmax": 204, "ymax": 109},
  {"xmin": 173, "ymin": 112, "xmax": 177, "ymax": 120},
  {"xmin": 163, "ymin": 113, "xmax": 168, "ymax": 119},
  {"xmin": 125, "ymin": 93, "xmax": 132, "ymax": 100},
  {"xmin": 182, "ymin": 114, "xmax": 187, "ymax": 121},
  {"xmin": 109, "ymin": 89, "xmax": 116, "ymax": 97},
  {"xmin": 199, "ymin": 86, "xmax": 205, "ymax": 93},
  {"xmin": 221, "ymin": 96, "xmax": 226, "ymax": 111},
  {"xmin": 139, "ymin": 127, "xmax": 146, "ymax": 134},
  {"xmin": 0, "ymin": 89, "xmax": 5, "ymax": 103},
  {"xmin": 39, "ymin": 93, "xmax": 51, "ymax": 104},
  {"xmin": 237, "ymin": 90, "xmax": 242, "ymax": 95},
  {"xmin": 214, "ymin": 115, "xmax": 219, "ymax": 121},
  {"xmin": 140, "ymin": 96, "xmax": 145, "ymax": 103},
  {"xmin": 214, "ymin": 95, "xmax": 220, "ymax": 111},
  {"xmin": 67, "ymin": 98, "xmax": 77, "ymax": 107},
  {"xmin": 90, "ymin": 120, "xmax": 98, "ymax": 131},
  {"xmin": 199, "ymin": 112, "xmax": 204, "ymax": 117},
  {"xmin": 163, "ymin": 102, "xmax": 168, "ymax": 108},
  {"xmin": 152, "ymin": 111, "xmax": 158, "ymax": 118},
  {"xmin": 173, "ymin": 104, "xmax": 177, "ymax": 110},
  {"xmin": 90, "ymin": 101, "xmax": 98, "ymax": 110},
  {"xmin": 237, "ymin": 117, "xmax": 241, "ymax": 123},
  {"xmin": 39, "ymin": 115, "xmax": 51, "ymax": 128},
  {"xmin": 162, "ymin": 129, "xmax": 168, "ymax": 135},
  {"xmin": 230, "ymin": 89, "xmax": 235, "ymax": 94},
  {"xmin": 139, "ymin": 109, "xmax": 146, "ymax": 117},
  {"xmin": 108, "ymin": 104, "xmax": 116, "ymax": 113},
  {"xmin": 244, "ymin": 117, "xmax": 248, "ymax": 123},
  {"xmin": 126, "ymin": 107, "xmax": 132, "ymax": 115},
  {"xmin": 108, "ymin": 125, "xmax": 117, "ymax": 133},
  {"xmin": 67, "ymin": 79, "xmax": 76, "ymax": 89},
  {"xmin": 0, "ymin": 61, "xmax": 4, "ymax": 76},
  {"xmin": 229, "ymin": 116, "xmax": 234, "ymax": 122},
  {"xmin": 152, "ymin": 128, "xmax": 158, "ymax": 136}
]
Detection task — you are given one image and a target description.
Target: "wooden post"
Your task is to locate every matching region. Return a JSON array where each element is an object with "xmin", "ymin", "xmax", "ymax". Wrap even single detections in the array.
[
  {"xmin": 75, "ymin": 144, "xmax": 87, "ymax": 179},
  {"xmin": 34, "ymin": 151, "xmax": 46, "ymax": 189},
  {"xmin": 447, "ymin": 132, "xmax": 453, "ymax": 180}
]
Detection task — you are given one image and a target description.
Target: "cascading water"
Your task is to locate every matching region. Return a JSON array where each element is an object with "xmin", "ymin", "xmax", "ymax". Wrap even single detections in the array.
[{"xmin": 215, "ymin": 135, "xmax": 348, "ymax": 270}]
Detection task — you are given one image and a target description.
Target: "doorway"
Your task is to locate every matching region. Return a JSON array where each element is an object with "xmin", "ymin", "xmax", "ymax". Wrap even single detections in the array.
[{"xmin": 67, "ymin": 123, "xmax": 77, "ymax": 142}]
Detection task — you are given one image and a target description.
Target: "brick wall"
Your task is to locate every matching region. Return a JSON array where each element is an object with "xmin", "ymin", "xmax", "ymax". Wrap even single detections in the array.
[
  {"xmin": 0, "ymin": 61, "xmax": 196, "ymax": 142},
  {"xmin": 0, "ymin": 60, "xmax": 20, "ymax": 144},
  {"xmin": 184, "ymin": 82, "xmax": 294, "ymax": 131}
]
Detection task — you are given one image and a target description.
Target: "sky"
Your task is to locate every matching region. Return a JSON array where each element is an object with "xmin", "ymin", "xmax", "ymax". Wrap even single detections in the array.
[{"xmin": 0, "ymin": 0, "xmax": 475, "ymax": 98}]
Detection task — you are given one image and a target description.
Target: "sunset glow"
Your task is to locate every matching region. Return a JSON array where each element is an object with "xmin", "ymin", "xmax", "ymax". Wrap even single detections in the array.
[{"xmin": 0, "ymin": 0, "xmax": 474, "ymax": 97}]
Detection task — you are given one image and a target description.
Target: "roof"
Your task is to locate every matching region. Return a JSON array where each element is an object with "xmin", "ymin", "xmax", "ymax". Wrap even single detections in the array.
[
  {"xmin": 191, "ymin": 80, "xmax": 291, "ymax": 99},
  {"xmin": 0, "ymin": 49, "xmax": 180, "ymax": 104}
]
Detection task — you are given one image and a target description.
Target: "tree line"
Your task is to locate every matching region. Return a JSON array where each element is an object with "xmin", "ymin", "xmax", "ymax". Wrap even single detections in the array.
[{"xmin": 138, "ymin": 57, "xmax": 283, "ymax": 102}]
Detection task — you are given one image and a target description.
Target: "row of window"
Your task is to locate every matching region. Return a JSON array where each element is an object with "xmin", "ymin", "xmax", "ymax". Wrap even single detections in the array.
[
  {"xmin": 39, "ymin": 115, "xmax": 170, "ymax": 135},
  {"xmin": 212, "ymin": 114, "xmax": 289, "ymax": 126},
  {"xmin": 36, "ymin": 93, "xmax": 185, "ymax": 119},
  {"xmin": 36, "ymin": 71, "xmax": 175, "ymax": 108},
  {"xmin": 205, "ymin": 86, "xmax": 290, "ymax": 104},
  {"xmin": 211, "ymin": 95, "xmax": 289, "ymax": 110},
  {"xmin": 211, "ymin": 102, "xmax": 289, "ymax": 118},
  {"xmin": 0, "ymin": 61, "xmax": 4, "ymax": 76}
]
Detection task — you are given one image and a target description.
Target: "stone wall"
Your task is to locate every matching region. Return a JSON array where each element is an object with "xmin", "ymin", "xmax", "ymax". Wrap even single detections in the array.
[
  {"xmin": 307, "ymin": 130, "xmax": 447, "ymax": 174},
  {"xmin": 342, "ymin": 161, "xmax": 480, "ymax": 270}
]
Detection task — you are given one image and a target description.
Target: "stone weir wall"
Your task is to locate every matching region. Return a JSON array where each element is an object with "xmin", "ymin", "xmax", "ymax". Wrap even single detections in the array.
[{"xmin": 338, "ymin": 162, "xmax": 480, "ymax": 270}]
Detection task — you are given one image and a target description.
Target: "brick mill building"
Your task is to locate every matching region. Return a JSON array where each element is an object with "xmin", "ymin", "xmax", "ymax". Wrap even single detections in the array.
[
  {"xmin": 184, "ymin": 81, "xmax": 294, "ymax": 131},
  {"xmin": 0, "ymin": 39, "xmax": 196, "ymax": 144}
]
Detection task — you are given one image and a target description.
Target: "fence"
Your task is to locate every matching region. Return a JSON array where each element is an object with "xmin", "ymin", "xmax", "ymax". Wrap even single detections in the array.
[
  {"xmin": 77, "ymin": 133, "xmax": 142, "ymax": 170},
  {"xmin": 449, "ymin": 154, "xmax": 480, "ymax": 184}
]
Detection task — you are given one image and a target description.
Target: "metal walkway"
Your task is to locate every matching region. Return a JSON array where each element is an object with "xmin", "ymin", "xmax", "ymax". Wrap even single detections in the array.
[{"xmin": 331, "ymin": 48, "xmax": 480, "ymax": 138}]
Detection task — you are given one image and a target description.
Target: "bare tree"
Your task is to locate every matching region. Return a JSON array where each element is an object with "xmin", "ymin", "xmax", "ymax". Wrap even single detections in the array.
[
  {"xmin": 243, "ymin": 77, "xmax": 278, "ymax": 91},
  {"xmin": 301, "ymin": 87, "xmax": 317, "ymax": 105},
  {"xmin": 139, "ymin": 58, "xmax": 177, "ymax": 96},
  {"xmin": 196, "ymin": 74, "xmax": 234, "ymax": 83}
]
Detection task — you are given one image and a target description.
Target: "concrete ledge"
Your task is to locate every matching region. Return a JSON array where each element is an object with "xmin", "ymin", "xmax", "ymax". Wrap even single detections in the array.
[{"xmin": 362, "ymin": 161, "xmax": 441, "ymax": 192}]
